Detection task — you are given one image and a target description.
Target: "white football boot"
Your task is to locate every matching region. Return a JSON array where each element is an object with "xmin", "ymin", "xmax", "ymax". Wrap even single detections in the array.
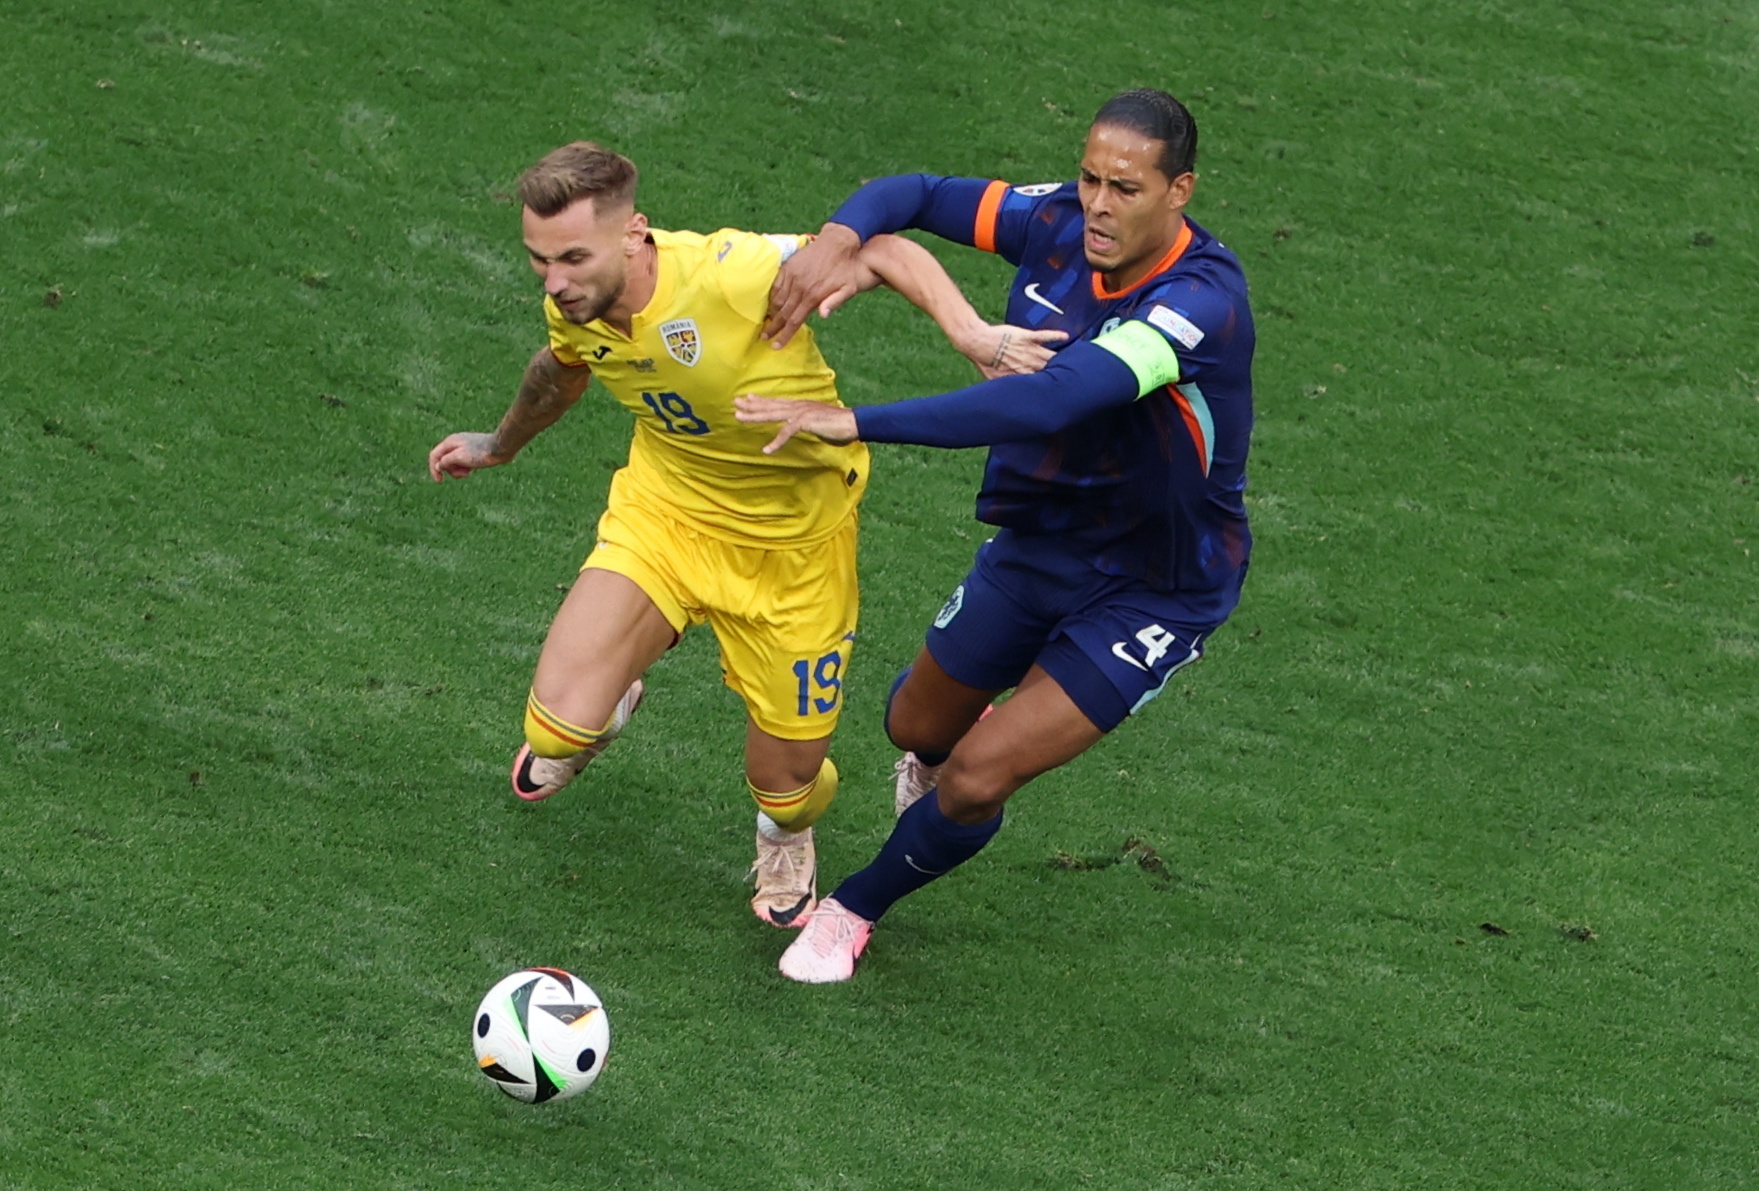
[
  {"xmin": 892, "ymin": 752, "xmax": 944, "ymax": 817},
  {"xmin": 510, "ymin": 680, "xmax": 644, "ymax": 802},
  {"xmin": 778, "ymin": 897, "xmax": 873, "ymax": 984}
]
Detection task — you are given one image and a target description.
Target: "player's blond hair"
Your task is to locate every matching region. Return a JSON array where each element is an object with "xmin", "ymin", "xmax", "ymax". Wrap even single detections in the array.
[{"xmin": 517, "ymin": 142, "xmax": 639, "ymax": 217}]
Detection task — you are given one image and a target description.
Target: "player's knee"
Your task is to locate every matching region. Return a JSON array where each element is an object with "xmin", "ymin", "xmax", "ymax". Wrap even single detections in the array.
[
  {"xmin": 524, "ymin": 689, "xmax": 607, "ymax": 759},
  {"xmin": 886, "ymin": 711, "xmax": 934, "ymax": 754},
  {"xmin": 749, "ymin": 757, "xmax": 839, "ymax": 831},
  {"xmin": 885, "ymin": 681, "xmax": 951, "ymax": 754},
  {"xmin": 936, "ymin": 753, "xmax": 1017, "ymax": 822}
]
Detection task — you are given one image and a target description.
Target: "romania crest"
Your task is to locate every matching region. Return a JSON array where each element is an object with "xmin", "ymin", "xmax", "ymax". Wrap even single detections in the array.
[{"xmin": 659, "ymin": 318, "xmax": 701, "ymax": 367}]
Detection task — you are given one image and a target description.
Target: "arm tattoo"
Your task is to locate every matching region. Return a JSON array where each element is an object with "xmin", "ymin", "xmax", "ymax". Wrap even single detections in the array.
[{"xmin": 489, "ymin": 350, "xmax": 592, "ymax": 459}]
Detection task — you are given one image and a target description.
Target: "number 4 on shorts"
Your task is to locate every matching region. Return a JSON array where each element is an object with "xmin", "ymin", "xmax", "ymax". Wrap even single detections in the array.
[
  {"xmin": 1136, "ymin": 625, "xmax": 1177, "ymax": 667},
  {"xmin": 1111, "ymin": 624, "xmax": 1177, "ymax": 672}
]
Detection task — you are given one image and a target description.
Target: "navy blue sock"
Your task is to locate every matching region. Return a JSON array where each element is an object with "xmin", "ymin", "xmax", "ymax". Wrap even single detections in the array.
[
  {"xmin": 885, "ymin": 665, "xmax": 950, "ymax": 767},
  {"xmin": 832, "ymin": 793, "xmax": 1003, "ymax": 922}
]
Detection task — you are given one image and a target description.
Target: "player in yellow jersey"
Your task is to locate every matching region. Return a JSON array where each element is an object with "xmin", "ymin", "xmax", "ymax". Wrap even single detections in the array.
[{"xmin": 426, "ymin": 142, "xmax": 1060, "ymax": 929}]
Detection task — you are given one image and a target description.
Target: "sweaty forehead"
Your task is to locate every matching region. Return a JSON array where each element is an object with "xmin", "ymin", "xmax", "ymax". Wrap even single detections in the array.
[{"xmin": 1082, "ymin": 123, "xmax": 1166, "ymax": 180}]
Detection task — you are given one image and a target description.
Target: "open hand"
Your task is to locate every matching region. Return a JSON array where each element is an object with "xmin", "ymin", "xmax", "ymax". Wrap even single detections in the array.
[
  {"xmin": 763, "ymin": 224, "xmax": 864, "ymax": 347},
  {"xmin": 961, "ymin": 324, "xmax": 1068, "ymax": 380},
  {"xmin": 733, "ymin": 397, "xmax": 859, "ymax": 454}
]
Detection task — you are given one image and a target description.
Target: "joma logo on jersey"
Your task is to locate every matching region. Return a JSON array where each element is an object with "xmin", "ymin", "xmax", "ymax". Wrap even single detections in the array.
[{"xmin": 660, "ymin": 318, "xmax": 701, "ymax": 367}]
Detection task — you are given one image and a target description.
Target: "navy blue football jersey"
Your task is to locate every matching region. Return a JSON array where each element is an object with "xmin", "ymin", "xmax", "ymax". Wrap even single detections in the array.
[{"xmin": 869, "ymin": 176, "xmax": 1254, "ymax": 614}]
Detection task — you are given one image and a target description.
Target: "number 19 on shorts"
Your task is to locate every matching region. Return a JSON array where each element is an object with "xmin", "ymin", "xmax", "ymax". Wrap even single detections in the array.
[{"xmin": 791, "ymin": 648, "xmax": 845, "ymax": 716}]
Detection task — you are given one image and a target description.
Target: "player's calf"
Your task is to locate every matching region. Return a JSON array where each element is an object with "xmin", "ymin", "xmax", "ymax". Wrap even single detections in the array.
[{"xmin": 833, "ymin": 793, "xmax": 1004, "ymax": 924}]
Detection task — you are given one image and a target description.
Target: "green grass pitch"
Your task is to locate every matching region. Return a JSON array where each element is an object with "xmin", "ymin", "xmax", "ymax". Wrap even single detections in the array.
[{"xmin": 4, "ymin": 1, "xmax": 1758, "ymax": 1187}]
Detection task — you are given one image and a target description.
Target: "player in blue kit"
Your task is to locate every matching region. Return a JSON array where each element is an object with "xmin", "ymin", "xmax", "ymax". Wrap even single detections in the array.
[{"xmin": 737, "ymin": 88, "xmax": 1255, "ymax": 982}]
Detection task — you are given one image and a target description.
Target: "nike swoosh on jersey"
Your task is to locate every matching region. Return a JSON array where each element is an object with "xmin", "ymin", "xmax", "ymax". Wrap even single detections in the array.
[
  {"xmin": 1023, "ymin": 283, "xmax": 1064, "ymax": 314},
  {"xmin": 1110, "ymin": 642, "xmax": 1150, "ymax": 672}
]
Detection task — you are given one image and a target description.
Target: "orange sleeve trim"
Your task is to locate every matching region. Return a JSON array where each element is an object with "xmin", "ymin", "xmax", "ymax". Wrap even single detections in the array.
[{"xmin": 972, "ymin": 180, "xmax": 1009, "ymax": 254}]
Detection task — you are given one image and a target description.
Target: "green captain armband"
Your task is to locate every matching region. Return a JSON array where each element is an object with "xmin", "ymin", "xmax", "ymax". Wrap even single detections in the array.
[{"xmin": 1092, "ymin": 320, "xmax": 1183, "ymax": 398}]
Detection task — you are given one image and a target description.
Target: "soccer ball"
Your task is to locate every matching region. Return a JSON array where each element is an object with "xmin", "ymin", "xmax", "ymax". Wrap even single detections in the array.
[{"xmin": 471, "ymin": 967, "xmax": 610, "ymax": 1104}]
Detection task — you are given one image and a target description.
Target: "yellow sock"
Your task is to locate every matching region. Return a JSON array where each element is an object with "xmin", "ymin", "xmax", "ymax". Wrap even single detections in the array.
[
  {"xmin": 749, "ymin": 758, "xmax": 839, "ymax": 832},
  {"xmin": 524, "ymin": 690, "xmax": 613, "ymax": 759}
]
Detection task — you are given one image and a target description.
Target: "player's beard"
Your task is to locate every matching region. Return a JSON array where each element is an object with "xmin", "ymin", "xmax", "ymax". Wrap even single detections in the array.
[{"xmin": 556, "ymin": 273, "xmax": 626, "ymax": 326}]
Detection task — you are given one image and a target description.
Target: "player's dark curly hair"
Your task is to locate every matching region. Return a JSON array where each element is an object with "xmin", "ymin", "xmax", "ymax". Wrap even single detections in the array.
[{"xmin": 1092, "ymin": 89, "xmax": 1198, "ymax": 179}]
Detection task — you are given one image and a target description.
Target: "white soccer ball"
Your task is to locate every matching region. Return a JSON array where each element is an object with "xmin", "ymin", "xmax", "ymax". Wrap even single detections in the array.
[{"xmin": 471, "ymin": 967, "xmax": 610, "ymax": 1104}]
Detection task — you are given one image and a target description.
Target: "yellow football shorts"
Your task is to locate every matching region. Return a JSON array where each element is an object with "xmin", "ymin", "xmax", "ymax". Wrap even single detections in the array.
[{"xmin": 581, "ymin": 477, "xmax": 858, "ymax": 742}]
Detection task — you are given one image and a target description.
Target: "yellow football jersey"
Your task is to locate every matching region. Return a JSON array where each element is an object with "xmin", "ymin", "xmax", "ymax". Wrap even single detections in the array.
[{"xmin": 546, "ymin": 228, "xmax": 869, "ymax": 547}]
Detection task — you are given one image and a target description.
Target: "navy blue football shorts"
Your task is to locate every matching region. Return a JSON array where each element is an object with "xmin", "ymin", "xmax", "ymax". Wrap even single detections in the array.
[{"xmin": 924, "ymin": 530, "xmax": 1225, "ymax": 733}]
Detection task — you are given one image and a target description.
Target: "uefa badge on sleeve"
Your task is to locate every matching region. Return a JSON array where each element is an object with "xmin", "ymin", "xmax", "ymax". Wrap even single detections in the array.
[{"xmin": 660, "ymin": 318, "xmax": 701, "ymax": 367}]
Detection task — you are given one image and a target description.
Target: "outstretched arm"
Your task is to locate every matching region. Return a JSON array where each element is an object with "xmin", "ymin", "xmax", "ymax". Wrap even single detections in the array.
[
  {"xmin": 734, "ymin": 339, "xmax": 1144, "ymax": 454},
  {"xmin": 764, "ymin": 173, "xmax": 1002, "ymax": 345},
  {"xmin": 427, "ymin": 348, "xmax": 592, "ymax": 481},
  {"xmin": 858, "ymin": 235, "xmax": 1065, "ymax": 379}
]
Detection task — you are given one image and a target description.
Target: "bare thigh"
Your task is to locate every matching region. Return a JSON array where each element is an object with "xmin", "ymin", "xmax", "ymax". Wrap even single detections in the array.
[
  {"xmin": 935, "ymin": 665, "xmax": 1105, "ymax": 825},
  {"xmin": 530, "ymin": 569, "xmax": 678, "ymax": 730}
]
